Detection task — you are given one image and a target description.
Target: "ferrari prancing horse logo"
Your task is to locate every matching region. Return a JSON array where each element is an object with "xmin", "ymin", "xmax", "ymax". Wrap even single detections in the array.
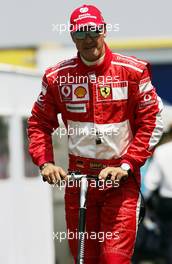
[{"xmin": 100, "ymin": 86, "xmax": 111, "ymax": 98}]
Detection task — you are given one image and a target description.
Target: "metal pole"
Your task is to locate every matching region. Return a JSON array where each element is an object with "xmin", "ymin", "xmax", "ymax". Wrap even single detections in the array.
[{"xmin": 77, "ymin": 176, "xmax": 88, "ymax": 264}]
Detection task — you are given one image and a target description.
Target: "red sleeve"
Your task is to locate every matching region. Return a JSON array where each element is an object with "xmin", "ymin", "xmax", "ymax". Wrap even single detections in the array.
[
  {"xmin": 27, "ymin": 73, "xmax": 59, "ymax": 166},
  {"xmin": 121, "ymin": 65, "xmax": 164, "ymax": 172}
]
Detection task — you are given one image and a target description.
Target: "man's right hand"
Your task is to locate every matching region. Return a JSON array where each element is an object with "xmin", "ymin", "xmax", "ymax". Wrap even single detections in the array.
[{"xmin": 40, "ymin": 163, "xmax": 67, "ymax": 184}]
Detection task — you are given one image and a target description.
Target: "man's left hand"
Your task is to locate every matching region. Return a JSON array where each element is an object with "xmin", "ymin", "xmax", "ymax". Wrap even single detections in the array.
[{"xmin": 98, "ymin": 167, "xmax": 128, "ymax": 182}]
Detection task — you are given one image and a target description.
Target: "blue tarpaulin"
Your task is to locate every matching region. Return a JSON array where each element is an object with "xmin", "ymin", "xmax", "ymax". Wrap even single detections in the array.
[{"xmin": 152, "ymin": 64, "xmax": 172, "ymax": 105}]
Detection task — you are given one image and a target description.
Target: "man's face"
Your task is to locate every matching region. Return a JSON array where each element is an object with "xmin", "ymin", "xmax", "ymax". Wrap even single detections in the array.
[{"xmin": 71, "ymin": 26, "xmax": 106, "ymax": 62}]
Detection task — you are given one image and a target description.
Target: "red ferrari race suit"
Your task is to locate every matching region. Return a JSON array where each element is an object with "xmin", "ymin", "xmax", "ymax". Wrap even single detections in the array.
[{"xmin": 28, "ymin": 44, "xmax": 163, "ymax": 264}]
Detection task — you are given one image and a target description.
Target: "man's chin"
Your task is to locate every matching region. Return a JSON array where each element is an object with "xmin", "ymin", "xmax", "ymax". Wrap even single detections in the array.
[{"xmin": 82, "ymin": 48, "xmax": 101, "ymax": 62}]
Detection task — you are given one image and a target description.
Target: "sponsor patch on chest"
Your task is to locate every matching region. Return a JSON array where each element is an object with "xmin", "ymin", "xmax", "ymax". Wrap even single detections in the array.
[
  {"xmin": 59, "ymin": 83, "xmax": 89, "ymax": 102},
  {"xmin": 66, "ymin": 103, "xmax": 86, "ymax": 113},
  {"xmin": 97, "ymin": 81, "xmax": 128, "ymax": 101}
]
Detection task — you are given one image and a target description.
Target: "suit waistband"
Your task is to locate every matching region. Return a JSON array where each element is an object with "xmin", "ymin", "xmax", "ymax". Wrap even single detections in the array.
[{"xmin": 68, "ymin": 154, "xmax": 122, "ymax": 175}]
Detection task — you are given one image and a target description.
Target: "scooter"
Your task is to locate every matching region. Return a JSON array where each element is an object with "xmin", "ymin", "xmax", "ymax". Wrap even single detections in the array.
[{"xmin": 43, "ymin": 172, "xmax": 97, "ymax": 263}]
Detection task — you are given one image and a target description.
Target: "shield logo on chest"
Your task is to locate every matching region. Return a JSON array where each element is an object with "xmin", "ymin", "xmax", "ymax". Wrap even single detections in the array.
[{"xmin": 100, "ymin": 86, "xmax": 111, "ymax": 98}]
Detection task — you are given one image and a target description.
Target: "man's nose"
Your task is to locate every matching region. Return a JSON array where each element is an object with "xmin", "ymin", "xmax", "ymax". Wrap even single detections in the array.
[{"xmin": 84, "ymin": 34, "xmax": 93, "ymax": 43}]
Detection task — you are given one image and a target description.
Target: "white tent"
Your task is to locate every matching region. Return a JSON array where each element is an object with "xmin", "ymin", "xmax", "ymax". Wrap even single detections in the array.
[{"xmin": 0, "ymin": 64, "xmax": 55, "ymax": 264}]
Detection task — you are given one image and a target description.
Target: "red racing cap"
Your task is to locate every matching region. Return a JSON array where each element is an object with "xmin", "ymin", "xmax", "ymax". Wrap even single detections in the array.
[{"xmin": 70, "ymin": 4, "xmax": 106, "ymax": 32}]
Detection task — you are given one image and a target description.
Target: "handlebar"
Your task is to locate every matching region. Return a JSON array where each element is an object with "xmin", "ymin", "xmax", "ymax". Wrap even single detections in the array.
[{"xmin": 42, "ymin": 172, "xmax": 112, "ymax": 182}]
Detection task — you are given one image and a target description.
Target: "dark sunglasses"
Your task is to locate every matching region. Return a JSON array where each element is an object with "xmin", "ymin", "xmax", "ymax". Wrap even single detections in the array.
[{"xmin": 73, "ymin": 29, "xmax": 103, "ymax": 40}]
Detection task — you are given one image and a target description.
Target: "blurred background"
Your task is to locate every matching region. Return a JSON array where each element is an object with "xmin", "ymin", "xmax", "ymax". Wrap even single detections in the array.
[{"xmin": 0, "ymin": 0, "xmax": 172, "ymax": 263}]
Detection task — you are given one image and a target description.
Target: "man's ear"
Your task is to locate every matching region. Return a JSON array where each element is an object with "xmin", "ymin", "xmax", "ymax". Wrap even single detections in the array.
[{"xmin": 71, "ymin": 33, "xmax": 76, "ymax": 43}]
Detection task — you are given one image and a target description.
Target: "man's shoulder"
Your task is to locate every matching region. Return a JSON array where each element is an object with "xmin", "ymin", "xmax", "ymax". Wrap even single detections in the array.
[
  {"xmin": 45, "ymin": 56, "xmax": 78, "ymax": 78},
  {"xmin": 111, "ymin": 52, "xmax": 149, "ymax": 73}
]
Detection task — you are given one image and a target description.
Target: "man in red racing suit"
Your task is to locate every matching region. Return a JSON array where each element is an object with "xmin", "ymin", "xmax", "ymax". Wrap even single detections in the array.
[{"xmin": 27, "ymin": 4, "xmax": 163, "ymax": 264}]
